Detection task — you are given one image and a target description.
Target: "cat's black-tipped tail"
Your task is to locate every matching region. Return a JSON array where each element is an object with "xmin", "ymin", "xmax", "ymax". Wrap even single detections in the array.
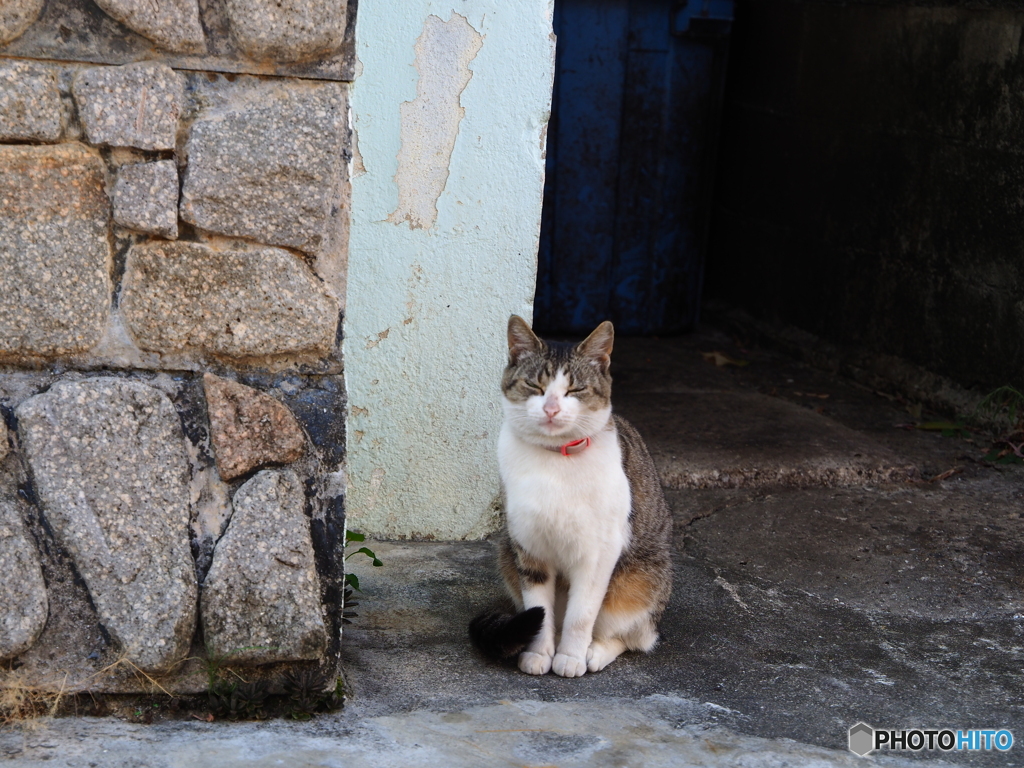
[{"xmin": 469, "ymin": 606, "xmax": 545, "ymax": 659}]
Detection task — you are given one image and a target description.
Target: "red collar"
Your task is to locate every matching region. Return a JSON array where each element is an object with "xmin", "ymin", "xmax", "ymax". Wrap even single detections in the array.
[{"xmin": 544, "ymin": 436, "xmax": 591, "ymax": 456}]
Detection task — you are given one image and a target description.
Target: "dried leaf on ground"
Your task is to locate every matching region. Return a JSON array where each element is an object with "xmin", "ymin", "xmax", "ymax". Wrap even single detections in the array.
[
  {"xmin": 929, "ymin": 467, "xmax": 962, "ymax": 483},
  {"xmin": 702, "ymin": 351, "xmax": 749, "ymax": 368}
]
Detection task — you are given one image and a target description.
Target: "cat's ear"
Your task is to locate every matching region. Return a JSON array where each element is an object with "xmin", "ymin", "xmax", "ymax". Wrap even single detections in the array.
[
  {"xmin": 577, "ymin": 320, "xmax": 614, "ymax": 371},
  {"xmin": 508, "ymin": 315, "xmax": 543, "ymax": 363}
]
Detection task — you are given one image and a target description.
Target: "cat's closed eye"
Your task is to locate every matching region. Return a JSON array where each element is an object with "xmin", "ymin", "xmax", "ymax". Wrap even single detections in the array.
[
  {"xmin": 567, "ymin": 386, "xmax": 586, "ymax": 394},
  {"xmin": 523, "ymin": 380, "xmax": 544, "ymax": 394}
]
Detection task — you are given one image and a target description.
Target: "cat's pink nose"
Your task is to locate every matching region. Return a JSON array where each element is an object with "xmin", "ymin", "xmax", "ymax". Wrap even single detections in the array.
[{"xmin": 543, "ymin": 400, "xmax": 560, "ymax": 418}]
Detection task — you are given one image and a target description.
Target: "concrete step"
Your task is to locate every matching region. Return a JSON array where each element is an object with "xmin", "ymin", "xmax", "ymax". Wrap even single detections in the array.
[
  {"xmin": 617, "ymin": 390, "xmax": 915, "ymax": 490},
  {"xmin": 612, "ymin": 332, "xmax": 920, "ymax": 490}
]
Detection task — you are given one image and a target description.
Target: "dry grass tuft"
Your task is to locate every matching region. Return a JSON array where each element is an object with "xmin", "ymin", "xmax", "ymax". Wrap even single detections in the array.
[
  {"xmin": 0, "ymin": 651, "xmax": 182, "ymax": 725},
  {"xmin": 0, "ymin": 668, "xmax": 68, "ymax": 727}
]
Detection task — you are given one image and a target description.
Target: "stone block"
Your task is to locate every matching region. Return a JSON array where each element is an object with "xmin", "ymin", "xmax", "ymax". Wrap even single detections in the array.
[
  {"xmin": 180, "ymin": 83, "xmax": 346, "ymax": 255},
  {"xmin": 204, "ymin": 374, "xmax": 305, "ymax": 481},
  {"xmin": 201, "ymin": 469, "xmax": 327, "ymax": 664},
  {"xmin": 190, "ymin": 465, "xmax": 233, "ymax": 583},
  {"xmin": 0, "ymin": 143, "xmax": 111, "ymax": 359},
  {"xmin": 72, "ymin": 62, "xmax": 184, "ymax": 151},
  {"xmin": 0, "ymin": 60, "xmax": 62, "ymax": 141},
  {"xmin": 0, "ymin": 499, "xmax": 48, "ymax": 661},
  {"xmin": 0, "ymin": 2, "xmax": 354, "ymax": 82},
  {"xmin": 93, "ymin": 0, "xmax": 205, "ymax": 54},
  {"xmin": 225, "ymin": 0, "xmax": 346, "ymax": 63},
  {"xmin": 113, "ymin": 160, "xmax": 179, "ymax": 239},
  {"xmin": 0, "ymin": 0, "xmax": 43, "ymax": 46},
  {"xmin": 120, "ymin": 241, "xmax": 339, "ymax": 360},
  {"xmin": 16, "ymin": 378, "xmax": 197, "ymax": 673}
]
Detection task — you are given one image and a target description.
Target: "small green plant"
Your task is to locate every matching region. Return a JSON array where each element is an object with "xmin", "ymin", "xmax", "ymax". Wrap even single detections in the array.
[
  {"xmin": 983, "ymin": 446, "xmax": 1023, "ymax": 464},
  {"xmin": 974, "ymin": 386, "xmax": 1024, "ymax": 465},
  {"xmin": 915, "ymin": 420, "xmax": 971, "ymax": 439},
  {"xmin": 208, "ymin": 679, "xmax": 270, "ymax": 720},
  {"xmin": 343, "ymin": 530, "xmax": 382, "ymax": 624},
  {"xmin": 344, "ymin": 530, "xmax": 382, "ymax": 593},
  {"xmin": 201, "ymin": 645, "xmax": 276, "ymax": 720},
  {"xmin": 975, "ymin": 385, "xmax": 1024, "ymax": 432},
  {"xmin": 901, "ymin": 403, "xmax": 971, "ymax": 438},
  {"xmin": 282, "ymin": 669, "xmax": 344, "ymax": 720}
]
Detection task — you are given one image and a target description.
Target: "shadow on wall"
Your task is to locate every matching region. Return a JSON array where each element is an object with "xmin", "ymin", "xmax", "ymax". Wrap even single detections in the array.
[{"xmin": 707, "ymin": 1, "xmax": 1024, "ymax": 390}]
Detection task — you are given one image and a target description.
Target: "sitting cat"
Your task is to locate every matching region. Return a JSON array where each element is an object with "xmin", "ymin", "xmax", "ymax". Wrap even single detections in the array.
[{"xmin": 469, "ymin": 316, "xmax": 672, "ymax": 677}]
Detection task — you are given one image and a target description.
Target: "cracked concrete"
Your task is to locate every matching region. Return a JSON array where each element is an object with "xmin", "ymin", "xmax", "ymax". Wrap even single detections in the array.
[{"xmin": 3, "ymin": 326, "xmax": 1020, "ymax": 766}]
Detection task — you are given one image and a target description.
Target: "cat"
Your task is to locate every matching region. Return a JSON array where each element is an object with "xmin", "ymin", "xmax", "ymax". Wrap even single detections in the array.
[{"xmin": 469, "ymin": 315, "xmax": 673, "ymax": 677}]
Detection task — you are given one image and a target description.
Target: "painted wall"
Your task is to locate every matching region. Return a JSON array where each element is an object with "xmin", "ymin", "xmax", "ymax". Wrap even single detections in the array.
[{"xmin": 345, "ymin": 1, "xmax": 554, "ymax": 539}]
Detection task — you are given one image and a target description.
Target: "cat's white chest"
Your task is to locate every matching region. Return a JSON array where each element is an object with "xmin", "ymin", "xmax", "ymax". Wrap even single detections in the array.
[{"xmin": 498, "ymin": 423, "xmax": 631, "ymax": 568}]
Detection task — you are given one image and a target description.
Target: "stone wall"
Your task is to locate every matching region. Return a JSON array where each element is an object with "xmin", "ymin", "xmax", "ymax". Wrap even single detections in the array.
[{"xmin": 0, "ymin": 1, "xmax": 351, "ymax": 693}]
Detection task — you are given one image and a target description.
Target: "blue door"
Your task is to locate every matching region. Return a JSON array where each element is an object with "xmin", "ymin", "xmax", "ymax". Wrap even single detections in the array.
[{"xmin": 536, "ymin": 0, "xmax": 733, "ymax": 334}]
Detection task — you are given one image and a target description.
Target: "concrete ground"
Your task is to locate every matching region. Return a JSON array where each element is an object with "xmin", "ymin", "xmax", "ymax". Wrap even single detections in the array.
[{"xmin": 3, "ymin": 326, "xmax": 1022, "ymax": 767}]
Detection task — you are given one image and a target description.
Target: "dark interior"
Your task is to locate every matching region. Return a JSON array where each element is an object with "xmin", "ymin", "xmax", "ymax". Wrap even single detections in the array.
[
  {"xmin": 708, "ymin": 0, "xmax": 1024, "ymax": 391},
  {"xmin": 538, "ymin": 0, "xmax": 1024, "ymax": 392}
]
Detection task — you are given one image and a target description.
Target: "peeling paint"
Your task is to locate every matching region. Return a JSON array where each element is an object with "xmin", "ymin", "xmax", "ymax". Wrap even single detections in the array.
[
  {"xmin": 387, "ymin": 13, "xmax": 483, "ymax": 230},
  {"xmin": 365, "ymin": 328, "xmax": 391, "ymax": 349},
  {"xmin": 364, "ymin": 465, "xmax": 386, "ymax": 512},
  {"xmin": 403, "ymin": 262, "xmax": 425, "ymax": 326},
  {"xmin": 351, "ymin": 127, "xmax": 367, "ymax": 178}
]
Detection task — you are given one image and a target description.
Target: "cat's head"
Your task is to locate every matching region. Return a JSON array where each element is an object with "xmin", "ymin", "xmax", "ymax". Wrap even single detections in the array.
[{"xmin": 501, "ymin": 315, "xmax": 614, "ymax": 444}]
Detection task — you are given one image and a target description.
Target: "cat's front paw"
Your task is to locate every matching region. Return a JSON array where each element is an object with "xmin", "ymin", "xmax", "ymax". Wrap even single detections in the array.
[
  {"xmin": 586, "ymin": 640, "xmax": 622, "ymax": 672},
  {"xmin": 518, "ymin": 651, "xmax": 553, "ymax": 675},
  {"xmin": 552, "ymin": 652, "xmax": 587, "ymax": 678}
]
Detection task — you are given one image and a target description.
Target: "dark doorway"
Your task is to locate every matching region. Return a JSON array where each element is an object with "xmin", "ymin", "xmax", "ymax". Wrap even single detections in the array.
[
  {"xmin": 535, "ymin": 0, "xmax": 733, "ymax": 335},
  {"xmin": 704, "ymin": 1, "xmax": 1024, "ymax": 391}
]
